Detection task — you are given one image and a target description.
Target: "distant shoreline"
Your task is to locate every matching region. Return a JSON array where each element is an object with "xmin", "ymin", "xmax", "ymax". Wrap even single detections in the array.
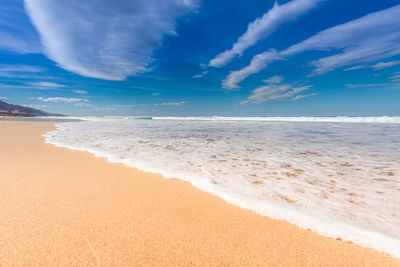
[{"xmin": 0, "ymin": 115, "xmax": 27, "ymax": 118}]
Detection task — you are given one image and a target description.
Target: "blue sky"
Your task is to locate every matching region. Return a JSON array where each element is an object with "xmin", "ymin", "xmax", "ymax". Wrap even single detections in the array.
[{"xmin": 0, "ymin": 0, "xmax": 399, "ymax": 116}]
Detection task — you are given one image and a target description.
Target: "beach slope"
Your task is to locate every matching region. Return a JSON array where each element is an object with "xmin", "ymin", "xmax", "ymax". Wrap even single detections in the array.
[{"xmin": 0, "ymin": 121, "xmax": 398, "ymax": 266}]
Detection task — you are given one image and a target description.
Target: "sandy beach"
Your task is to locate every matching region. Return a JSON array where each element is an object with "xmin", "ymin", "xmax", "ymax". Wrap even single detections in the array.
[{"xmin": 0, "ymin": 121, "xmax": 398, "ymax": 266}]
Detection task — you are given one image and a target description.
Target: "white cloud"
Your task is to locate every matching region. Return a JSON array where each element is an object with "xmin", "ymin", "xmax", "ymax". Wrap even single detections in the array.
[
  {"xmin": 371, "ymin": 61, "xmax": 400, "ymax": 70},
  {"xmin": 240, "ymin": 76, "xmax": 311, "ymax": 104},
  {"xmin": 0, "ymin": 64, "xmax": 44, "ymax": 72},
  {"xmin": 27, "ymin": 81, "xmax": 65, "ymax": 88},
  {"xmin": 93, "ymin": 107, "xmax": 118, "ymax": 111},
  {"xmin": 152, "ymin": 92, "xmax": 160, "ymax": 96},
  {"xmin": 226, "ymin": 4, "xmax": 400, "ymax": 88},
  {"xmin": 36, "ymin": 97, "xmax": 89, "ymax": 103},
  {"xmin": 160, "ymin": 101, "xmax": 186, "ymax": 106},
  {"xmin": 345, "ymin": 83, "xmax": 395, "ymax": 88},
  {"xmin": 0, "ymin": 82, "xmax": 63, "ymax": 91},
  {"xmin": 0, "ymin": 96, "xmax": 7, "ymax": 100},
  {"xmin": 209, "ymin": 0, "xmax": 323, "ymax": 68},
  {"xmin": 24, "ymin": 0, "xmax": 199, "ymax": 80},
  {"xmin": 389, "ymin": 73, "xmax": 400, "ymax": 81},
  {"xmin": 292, "ymin": 92, "xmax": 317, "ymax": 100},
  {"xmin": 343, "ymin": 61, "xmax": 400, "ymax": 71},
  {"xmin": 193, "ymin": 70, "xmax": 208, "ymax": 78},
  {"xmin": 264, "ymin": 75, "xmax": 284, "ymax": 84},
  {"xmin": 74, "ymin": 102, "xmax": 92, "ymax": 107},
  {"xmin": 110, "ymin": 105, "xmax": 134, "ymax": 109},
  {"xmin": 282, "ymin": 5, "xmax": 400, "ymax": 74},
  {"xmin": 74, "ymin": 89, "xmax": 87, "ymax": 94},
  {"xmin": 0, "ymin": 65, "xmax": 46, "ymax": 79},
  {"xmin": 343, "ymin": 65, "xmax": 367, "ymax": 71},
  {"xmin": 223, "ymin": 50, "xmax": 280, "ymax": 89}
]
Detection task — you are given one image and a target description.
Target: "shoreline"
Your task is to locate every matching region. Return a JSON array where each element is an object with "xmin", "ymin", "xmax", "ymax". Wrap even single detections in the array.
[
  {"xmin": 1, "ymin": 121, "xmax": 399, "ymax": 265},
  {"xmin": 45, "ymin": 122, "xmax": 400, "ymax": 258}
]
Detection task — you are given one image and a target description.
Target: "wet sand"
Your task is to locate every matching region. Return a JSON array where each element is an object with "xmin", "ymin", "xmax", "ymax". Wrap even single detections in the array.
[{"xmin": 0, "ymin": 121, "xmax": 398, "ymax": 266}]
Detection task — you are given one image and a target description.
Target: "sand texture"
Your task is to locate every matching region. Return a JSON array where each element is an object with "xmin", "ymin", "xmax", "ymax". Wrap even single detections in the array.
[{"xmin": 0, "ymin": 121, "xmax": 399, "ymax": 266}]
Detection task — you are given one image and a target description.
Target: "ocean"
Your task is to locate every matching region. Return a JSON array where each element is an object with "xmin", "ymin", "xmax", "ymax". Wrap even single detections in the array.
[{"xmin": 43, "ymin": 116, "xmax": 400, "ymax": 257}]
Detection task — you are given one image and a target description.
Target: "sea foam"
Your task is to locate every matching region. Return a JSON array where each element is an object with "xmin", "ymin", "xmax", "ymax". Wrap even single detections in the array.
[{"xmin": 43, "ymin": 117, "xmax": 400, "ymax": 257}]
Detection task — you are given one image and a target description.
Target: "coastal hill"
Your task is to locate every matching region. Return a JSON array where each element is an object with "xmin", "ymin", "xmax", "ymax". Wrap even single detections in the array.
[{"xmin": 0, "ymin": 100, "xmax": 62, "ymax": 117}]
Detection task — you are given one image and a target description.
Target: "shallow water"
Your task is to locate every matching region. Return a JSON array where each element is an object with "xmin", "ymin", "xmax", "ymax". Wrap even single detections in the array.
[{"xmin": 44, "ymin": 117, "xmax": 400, "ymax": 257}]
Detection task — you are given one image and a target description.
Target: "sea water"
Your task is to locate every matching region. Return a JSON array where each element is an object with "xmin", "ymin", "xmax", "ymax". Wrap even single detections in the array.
[{"xmin": 43, "ymin": 116, "xmax": 400, "ymax": 257}]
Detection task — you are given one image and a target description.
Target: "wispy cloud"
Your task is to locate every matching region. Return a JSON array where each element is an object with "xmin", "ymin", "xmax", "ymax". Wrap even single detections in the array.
[
  {"xmin": 74, "ymin": 89, "xmax": 87, "ymax": 94},
  {"xmin": 225, "ymin": 4, "xmax": 400, "ymax": 89},
  {"xmin": 26, "ymin": 81, "xmax": 65, "ymax": 88},
  {"xmin": 193, "ymin": 70, "xmax": 208, "ymax": 78},
  {"xmin": 209, "ymin": 0, "xmax": 323, "ymax": 68},
  {"xmin": 0, "ymin": 65, "xmax": 46, "ymax": 79},
  {"xmin": 371, "ymin": 60, "xmax": 400, "ymax": 70},
  {"xmin": 24, "ymin": 0, "xmax": 199, "ymax": 80},
  {"xmin": 345, "ymin": 83, "xmax": 397, "ymax": 88},
  {"xmin": 0, "ymin": 64, "xmax": 44, "ymax": 72},
  {"xmin": 0, "ymin": 82, "xmax": 64, "ymax": 91},
  {"xmin": 223, "ymin": 50, "xmax": 281, "ymax": 89},
  {"xmin": 292, "ymin": 92, "xmax": 317, "ymax": 101},
  {"xmin": 343, "ymin": 61, "xmax": 400, "ymax": 71},
  {"xmin": 389, "ymin": 72, "xmax": 400, "ymax": 82},
  {"xmin": 240, "ymin": 76, "xmax": 311, "ymax": 104},
  {"xmin": 345, "ymin": 71, "xmax": 400, "ymax": 87},
  {"xmin": 282, "ymin": 5, "xmax": 400, "ymax": 74},
  {"xmin": 92, "ymin": 107, "xmax": 119, "ymax": 111},
  {"xmin": 74, "ymin": 102, "xmax": 92, "ymax": 107},
  {"xmin": 36, "ymin": 97, "xmax": 89, "ymax": 103},
  {"xmin": 160, "ymin": 101, "xmax": 186, "ymax": 106},
  {"xmin": 264, "ymin": 75, "xmax": 284, "ymax": 84},
  {"xmin": 343, "ymin": 65, "xmax": 367, "ymax": 71},
  {"xmin": 110, "ymin": 105, "xmax": 134, "ymax": 109},
  {"xmin": 0, "ymin": 96, "xmax": 7, "ymax": 100}
]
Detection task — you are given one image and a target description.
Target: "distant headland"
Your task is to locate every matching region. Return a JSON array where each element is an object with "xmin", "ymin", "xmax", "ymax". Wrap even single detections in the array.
[{"xmin": 0, "ymin": 100, "xmax": 63, "ymax": 117}]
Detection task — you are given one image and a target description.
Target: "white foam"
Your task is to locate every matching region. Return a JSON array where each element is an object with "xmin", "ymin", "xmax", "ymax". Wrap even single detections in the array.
[
  {"xmin": 43, "ymin": 118, "xmax": 400, "ymax": 257},
  {"xmin": 151, "ymin": 116, "xmax": 400, "ymax": 123}
]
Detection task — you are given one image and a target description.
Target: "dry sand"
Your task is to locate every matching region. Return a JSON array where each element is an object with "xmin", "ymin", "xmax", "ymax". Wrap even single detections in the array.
[{"xmin": 0, "ymin": 121, "xmax": 398, "ymax": 266}]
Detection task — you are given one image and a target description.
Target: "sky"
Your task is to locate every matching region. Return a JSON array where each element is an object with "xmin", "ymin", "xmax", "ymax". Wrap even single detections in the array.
[{"xmin": 0, "ymin": 0, "xmax": 399, "ymax": 116}]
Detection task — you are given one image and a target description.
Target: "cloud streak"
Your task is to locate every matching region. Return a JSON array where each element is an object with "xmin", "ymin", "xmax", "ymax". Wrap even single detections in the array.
[
  {"xmin": 27, "ymin": 81, "xmax": 65, "ymax": 88},
  {"xmin": 224, "ymin": 4, "xmax": 400, "ymax": 89},
  {"xmin": 292, "ymin": 92, "xmax": 317, "ymax": 101},
  {"xmin": 24, "ymin": 0, "xmax": 199, "ymax": 80},
  {"xmin": 209, "ymin": 0, "xmax": 323, "ymax": 68},
  {"xmin": 371, "ymin": 61, "xmax": 400, "ymax": 70},
  {"xmin": 389, "ymin": 72, "xmax": 400, "ymax": 82},
  {"xmin": 223, "ymin": 50, "xmax": 281, "ymax": 89},
  {"xmin": 240, "ymin": 76, "xmax": 311, "ymax": 104},
  {"xmin": 345, "ymin": 81, "xmax": 400, "ymax": 88},
  {"xmin": 74, "ymin": 90, "xmax": 87, "ymax": 94},
  {"xmin": 36, "ymin": 97, "xmax": 89, "ymax": 103},
  {"xmin": 343, "ymin": 60, "xmax": 400, "ymax": 71},
  {"xmin": 0, "ymin": 64, "xmax": 44, "ymax": 72},
  {"xmin": 74, "ymin": 102, "xmax": 92, "ymax": 107},
  {"xmin": 160, "ymin": 101, "xmax": 186, "ymax": 106}
]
